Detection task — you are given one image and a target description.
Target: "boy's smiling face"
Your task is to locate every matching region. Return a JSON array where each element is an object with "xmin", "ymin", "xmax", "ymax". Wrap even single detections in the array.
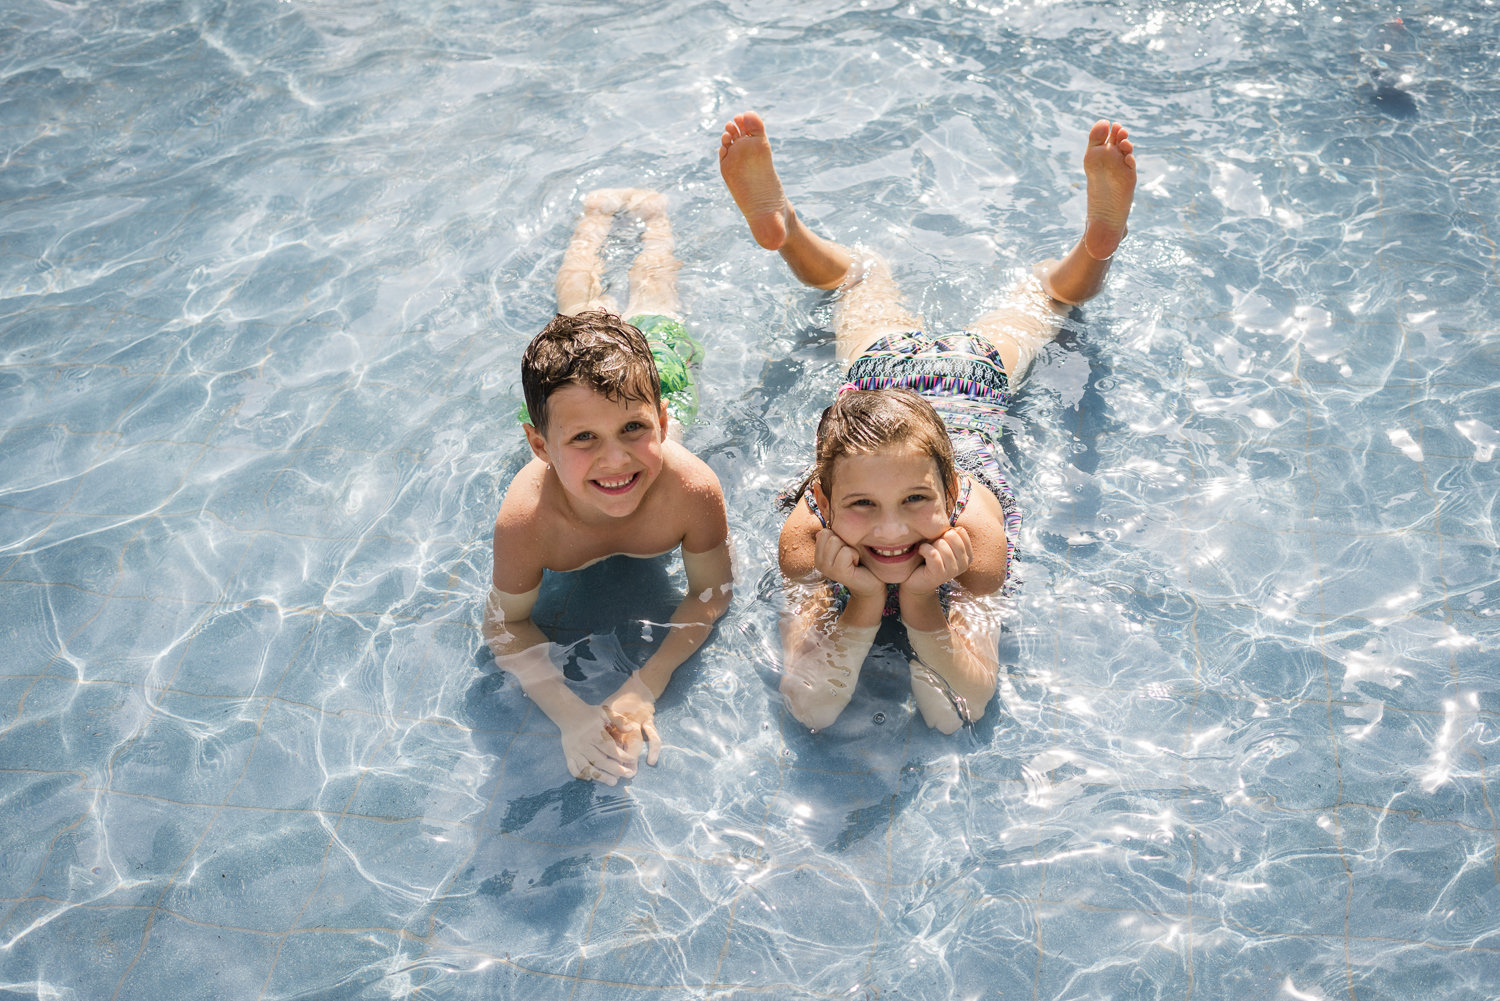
[{"xmin": 525, "ymin": 382, "xmax": 670, "ymax": 521}]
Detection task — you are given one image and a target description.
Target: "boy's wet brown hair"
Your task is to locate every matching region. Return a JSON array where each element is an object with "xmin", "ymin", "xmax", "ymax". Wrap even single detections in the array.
[
  {"xmin": 521, "ymin": 310, "xmax": 661, "ymax": 434},
  {"xmin": 789, "ymin": 388, "xmax": 959, "ymax": 515}
]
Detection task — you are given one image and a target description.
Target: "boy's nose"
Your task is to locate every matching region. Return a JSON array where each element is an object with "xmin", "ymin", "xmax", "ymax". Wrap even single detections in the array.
[{"xmin": 599, "ymin": 437, "xmax": 632, "ymax": 468}]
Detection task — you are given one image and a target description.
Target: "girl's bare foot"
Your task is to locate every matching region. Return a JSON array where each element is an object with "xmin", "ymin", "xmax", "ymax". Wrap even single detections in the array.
[
  {"xmin": 719, "ymin": 111, "xmax": 794, "ymax": 250},
  {"xmin": 1081, "ymin": 120, "xmax": 1136, "ymax": 261}
]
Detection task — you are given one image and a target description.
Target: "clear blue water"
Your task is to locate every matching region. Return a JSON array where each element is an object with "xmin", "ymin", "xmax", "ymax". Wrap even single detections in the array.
[{"xmin": 3, "ymin": 1, "xmax": 1499, "ymax": 998}]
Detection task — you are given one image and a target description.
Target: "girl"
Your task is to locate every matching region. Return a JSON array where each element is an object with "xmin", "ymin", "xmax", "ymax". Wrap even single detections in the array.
[{"xmin": 718, "ymin": 111, "xmax": 1137, "ymax": 732}]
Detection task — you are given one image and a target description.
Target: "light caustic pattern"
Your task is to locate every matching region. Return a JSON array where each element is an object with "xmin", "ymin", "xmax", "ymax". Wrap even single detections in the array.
[{"xmin": 1, "ymin": 1, "xmax": 1498, "ymax": 999}]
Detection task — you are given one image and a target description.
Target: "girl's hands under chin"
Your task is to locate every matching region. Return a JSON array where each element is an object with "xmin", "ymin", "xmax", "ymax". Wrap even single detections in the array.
[
  {"xmin": 899, "ymin": 527, "xmax": 972, "ymax": 596},
  {"xmin": 814, "ymin": 528, "xmax": 886, "ymax": 599}
]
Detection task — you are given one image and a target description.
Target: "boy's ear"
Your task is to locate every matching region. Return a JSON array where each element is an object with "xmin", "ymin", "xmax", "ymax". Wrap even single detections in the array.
[
  {"xmin": 523, "ymin": 423, "xmax": 550, "ymax": 464},
  {"xmin": 657, "ymin": 400, "xmax": 670, "ymax": 440}
]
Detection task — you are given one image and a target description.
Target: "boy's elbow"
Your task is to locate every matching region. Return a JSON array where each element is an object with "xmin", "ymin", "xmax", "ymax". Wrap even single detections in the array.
[{"xmin": 691, "ymin": 582, "xmax": 733, "ymax": 622}]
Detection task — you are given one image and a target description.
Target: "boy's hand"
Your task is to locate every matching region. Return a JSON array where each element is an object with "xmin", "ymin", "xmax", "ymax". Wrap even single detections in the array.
[
  {"xmin": 814, "ymin": 529, "xmax": 885, "ymax": 599},
  {"xmin": 899, "ymin": 527, "xmax": 972, "ymax": 597},
  {"xmin": 602, "ymin": 673, "xmax": 661, "ymax": 766},
  {"xmin": 554, "ymin": 699, "xmax": 638, "ymax": 785}
]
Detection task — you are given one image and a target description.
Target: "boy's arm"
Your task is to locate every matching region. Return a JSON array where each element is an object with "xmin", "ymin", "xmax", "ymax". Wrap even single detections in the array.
[
  {"xmin": 487, "ymin": 510, "xmax": 638, "ymax": 784},
  {"xmin": 602, "ymin": 465, "xmax": 732, "ymax": 763}
]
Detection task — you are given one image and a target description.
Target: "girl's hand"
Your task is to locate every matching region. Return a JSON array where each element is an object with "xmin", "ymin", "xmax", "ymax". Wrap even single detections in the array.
[
  {"xmin": 814, "ymin": 528, "xmax": 885, "ymax": 599},
  {"xmin": 899, "ymin": 527, "xmax": 972, "ymax": 596}
]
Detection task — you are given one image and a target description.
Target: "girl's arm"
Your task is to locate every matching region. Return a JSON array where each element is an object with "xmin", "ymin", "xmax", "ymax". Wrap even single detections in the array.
[
  {"xmin": 901, "ymin": 594, "xmax": 1001, "ymax": 733},
  {"xmin": 777, "ymin": 506, "xmax": 884, "ymax": 730},
  {"xmin": 897, "ymin": 529, "xmax": 1001, "ymax": 732}
]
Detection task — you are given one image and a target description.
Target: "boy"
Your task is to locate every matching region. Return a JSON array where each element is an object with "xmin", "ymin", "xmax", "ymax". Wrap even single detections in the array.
[{"xmin": 485, "ymin": 190, "xmax": 732, "ymax": 785}]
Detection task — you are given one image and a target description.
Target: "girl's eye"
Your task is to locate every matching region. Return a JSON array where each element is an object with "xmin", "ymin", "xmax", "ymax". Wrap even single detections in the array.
[{"xmin": 906, "ymin": 494, "xmax": 930, "ymax": 504}]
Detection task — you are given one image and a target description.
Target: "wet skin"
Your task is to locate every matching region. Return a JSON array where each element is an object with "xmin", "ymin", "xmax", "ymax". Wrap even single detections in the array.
[
  {"xmin": 523, "ymin": 384, "xmax": 671, "ymax": 524},
  {"xmin": 811, "ymin": 448, "xmax": 972, "ymax": 594}
]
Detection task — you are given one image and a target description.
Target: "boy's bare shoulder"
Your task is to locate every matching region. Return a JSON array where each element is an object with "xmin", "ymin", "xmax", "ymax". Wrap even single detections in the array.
[
  {"xmin": 495, "ymin": 458, "xmax": 549, "ymax": 530},
  {"xmin": 492, "ymin": 460, "xmax": 552, "ymax": 591},
  {"xmin": 659, "ymin": 441, "xmax": 728, "ymax": 551}
]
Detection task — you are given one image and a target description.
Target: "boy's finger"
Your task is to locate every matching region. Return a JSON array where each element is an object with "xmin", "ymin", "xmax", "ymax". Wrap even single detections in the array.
[
  {"xmin": 643, "ymin": 721, "xmax": 662, "ymax": 765},
  {"xmin": 598, "ymin": 734, "xmax": 637, "ymax": 765},
  {"xmin": 592, "ymin": 751, "xmax": 633, "ymax": 779}
]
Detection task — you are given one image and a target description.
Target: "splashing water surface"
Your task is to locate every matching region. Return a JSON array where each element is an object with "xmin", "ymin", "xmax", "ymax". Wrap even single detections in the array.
[{"xmin": 2, "ymin": 1, "xmax": 1498, "ymax": 998}]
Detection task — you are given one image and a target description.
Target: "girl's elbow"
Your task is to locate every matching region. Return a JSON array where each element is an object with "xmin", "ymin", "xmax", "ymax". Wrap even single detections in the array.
[{"xmin": 779, "ymin": 673, "xmax": 848, "ymax": 731}]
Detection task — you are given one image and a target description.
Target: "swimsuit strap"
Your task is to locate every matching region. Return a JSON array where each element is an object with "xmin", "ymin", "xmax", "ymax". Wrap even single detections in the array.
[
  {"xmin": 804, "ymin": 488, "xmax": 829, "ymax": 528},
  {"xmin": 949, "ymin": 474, "xmax": 971, "ymax": 526}
]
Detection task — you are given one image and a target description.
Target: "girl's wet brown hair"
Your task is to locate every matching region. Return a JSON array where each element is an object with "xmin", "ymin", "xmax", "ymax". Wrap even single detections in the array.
[
  {"xmin": 786, "ymin": 388, "xmax": 958, "ymax": 515},
  {"xmin": 521, "ymin": 310, "xmax": 661, "ymax": 434}
]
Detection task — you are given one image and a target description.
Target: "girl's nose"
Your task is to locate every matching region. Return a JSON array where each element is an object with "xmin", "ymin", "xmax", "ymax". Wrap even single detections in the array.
[{"xmin": 871, "ymin": 510, "xmax": 907, "ymax": 541}]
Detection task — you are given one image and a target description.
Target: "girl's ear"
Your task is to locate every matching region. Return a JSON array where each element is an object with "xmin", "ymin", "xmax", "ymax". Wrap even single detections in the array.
[
  {"xmin": 523, "ymin": 423, "xmax": 551, "ymax": 465},
  {"xmin": 811, "ymin": 481, "xmax": 832, "ymax": 526}
]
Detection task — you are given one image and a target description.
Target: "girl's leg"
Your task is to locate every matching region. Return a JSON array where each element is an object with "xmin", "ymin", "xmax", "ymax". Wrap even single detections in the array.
[
  {"xmin": 719, "ymin": 111, "xmax": 919, "ymax": 361},
  {"xmin": 718, "ymin": 111, "xmax": 851, "ymax": 289},
  {"xmin": 968, "ymin": 274, "xmax": 1069, "ymax": 384},
  {"xmin": 969, "ymin": 120, "xmax": 1137, "ymax": 382},
  {"xmin": 832, "ymin": 252, "xmax": 923, "ymax": 364}
]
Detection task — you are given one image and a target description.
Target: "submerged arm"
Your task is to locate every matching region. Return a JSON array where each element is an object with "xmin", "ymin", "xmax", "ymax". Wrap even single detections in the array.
[
  {"xmin": 778, "ymin": 584, "xmax": 882, "ymax": 731},
  {"xmin": 777, "ymin": 506, "xmax": 886, "ymax": 730},
  {"xmin": 899, "ymin": 591, "xmax": 1000, "ymax": 733},
  {"xmin": 634, "ymin": 542, "xmax": 734, "ymax": 696},
  {"xmin": 601, "ymin": 539, "xmax": 734, "ymax": 766},
  {"xmin": 484, "ymin": 582, "xmax": 638, "ymax": 784}
]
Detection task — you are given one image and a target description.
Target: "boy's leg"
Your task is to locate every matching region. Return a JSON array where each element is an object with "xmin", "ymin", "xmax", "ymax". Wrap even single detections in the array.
[
  {"xmin": 969, "ymin": 120, "xmax": 1137, "ymax": 382},
  {"xmin": 621, "ymin": 191, "xmax": 681, "ymax": 320},
  {"xmin": 556, "ymin": 189, "xmax": 640, "ymax": 315},
  {"xmin": 719, "ymin": 111, "xmax": 919, "ymax": 362}
]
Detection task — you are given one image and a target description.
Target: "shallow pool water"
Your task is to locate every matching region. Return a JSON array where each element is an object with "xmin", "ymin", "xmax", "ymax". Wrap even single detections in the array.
[{"xmin": 3, "ymin": 1, "xmax": 1499, "ymax": 998}]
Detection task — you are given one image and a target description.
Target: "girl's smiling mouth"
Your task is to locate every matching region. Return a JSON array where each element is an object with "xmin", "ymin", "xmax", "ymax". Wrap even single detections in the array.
[
  {"xmin": 590, "ymin": 471, "xmax": 641, "ymax": 495},
  {"xmin": 863, "ymin": 541, "xmax": 920, "ymax": 564}
]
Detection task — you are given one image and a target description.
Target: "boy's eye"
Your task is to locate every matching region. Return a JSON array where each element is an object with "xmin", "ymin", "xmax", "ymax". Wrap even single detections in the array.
[
  {"xmin": 572, "ymin": 431, "xmax": 595, "ymax": 442},
  {"xmin": 623, "ymin": 421, "xmax": 645, "ymax": 433}
]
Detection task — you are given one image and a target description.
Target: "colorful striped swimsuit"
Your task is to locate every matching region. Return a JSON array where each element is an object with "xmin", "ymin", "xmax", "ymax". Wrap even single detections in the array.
[{"xmin": 843, "ymin": 330, "xmax": 1023, "ymax": 561}]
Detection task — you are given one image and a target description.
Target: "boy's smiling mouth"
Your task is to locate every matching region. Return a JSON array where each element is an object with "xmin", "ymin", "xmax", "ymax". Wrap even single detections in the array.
[{"xmin": 590, "ymin": 472, "xmax": 641, "ymax": 495}]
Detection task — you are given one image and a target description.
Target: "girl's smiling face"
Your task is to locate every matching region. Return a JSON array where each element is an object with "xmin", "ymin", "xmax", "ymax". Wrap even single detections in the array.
[
  {"xmin": 525, "ymin": 382, "xmax": 670, "ymax": 521},
  {"xmin": 813, "ymin": 446, "xmax": 952, "ymax": 583}
]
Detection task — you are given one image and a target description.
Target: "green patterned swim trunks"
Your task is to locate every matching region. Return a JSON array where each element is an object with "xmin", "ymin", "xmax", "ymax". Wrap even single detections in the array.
[
  {"xmin": 630, "ymin": 313, "xmax": 703, "ymax": 425},
  {"xmin": 516, "ymin": 313, "xmax": 704, "ymax": 428}
]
